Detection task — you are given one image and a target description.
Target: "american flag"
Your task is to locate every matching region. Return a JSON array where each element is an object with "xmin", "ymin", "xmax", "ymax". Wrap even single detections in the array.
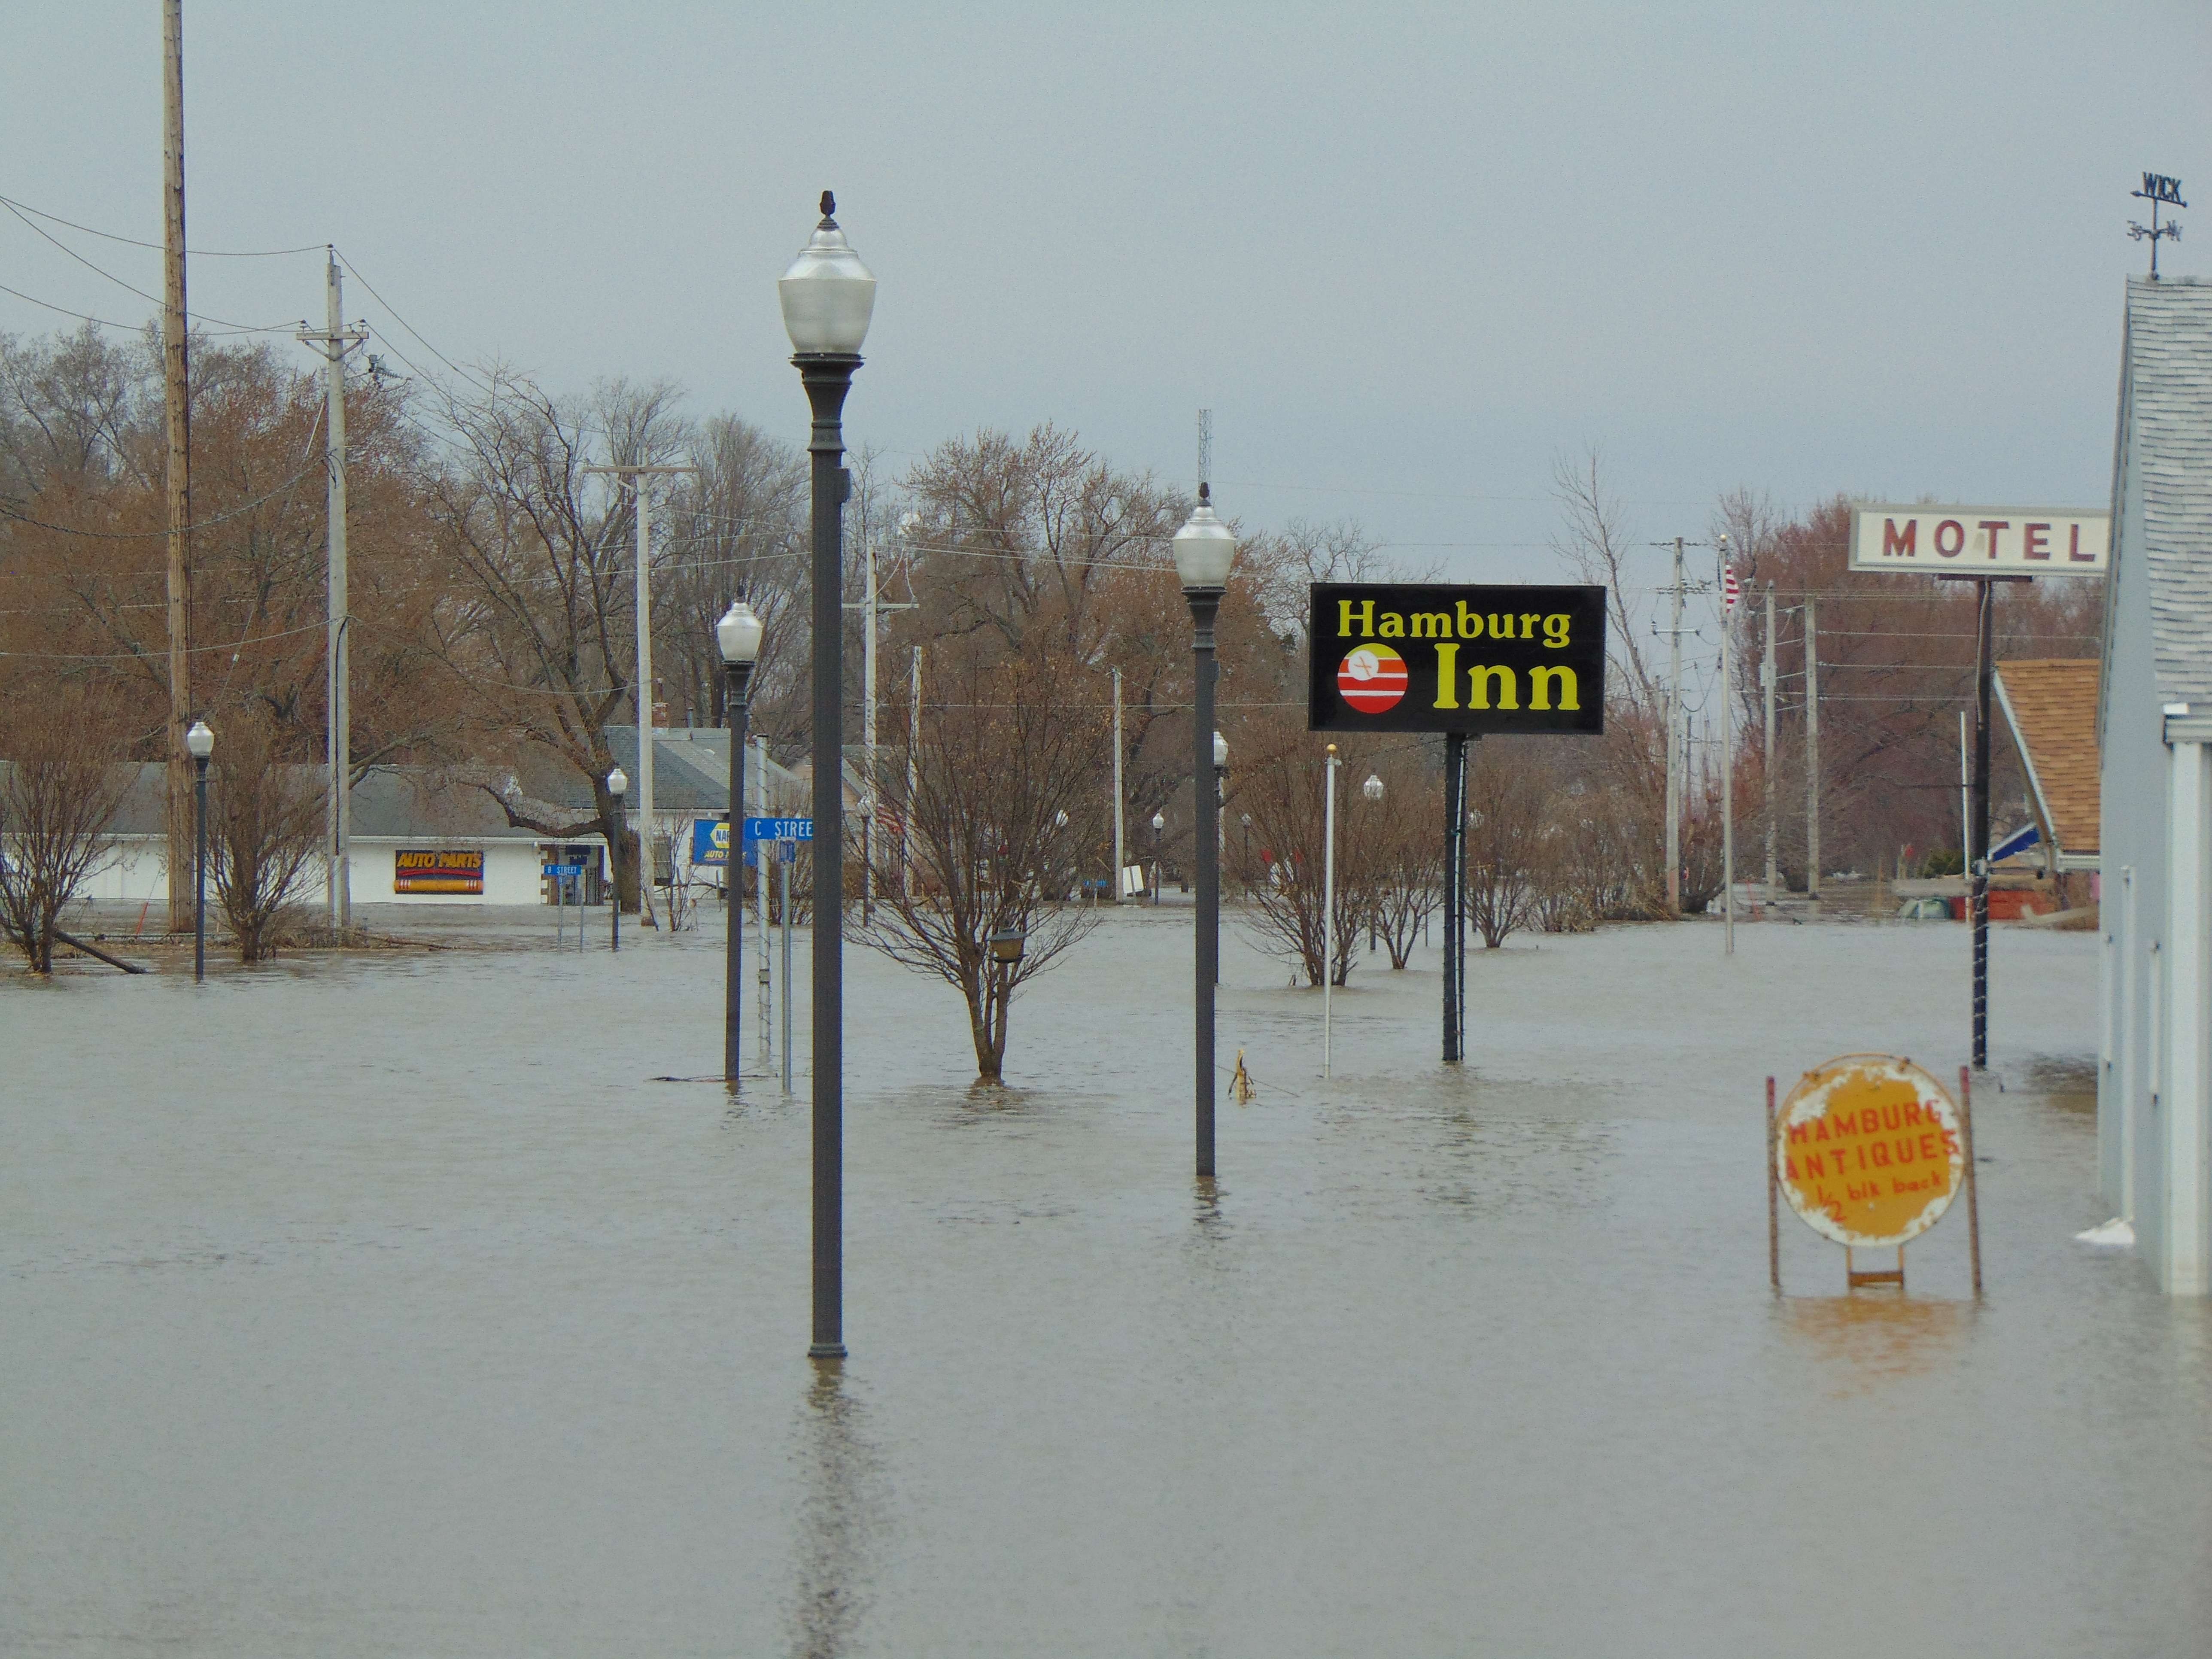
[{"xmin": 1722, "ymin": 563, "xmax": 1741, "ymax": 613}]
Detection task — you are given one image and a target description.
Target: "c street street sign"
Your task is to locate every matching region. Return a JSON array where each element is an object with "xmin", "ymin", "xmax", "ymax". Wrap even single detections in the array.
[{"xmin": 1307, "ymin": 582, "xmax": 1607, "ymax": 735}]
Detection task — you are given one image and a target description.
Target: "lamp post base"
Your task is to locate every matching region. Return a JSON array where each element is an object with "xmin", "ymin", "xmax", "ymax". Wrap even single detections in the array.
[{"xmin": 807, "ymin": 1342, "xmax": 847, "ymax": 1361}]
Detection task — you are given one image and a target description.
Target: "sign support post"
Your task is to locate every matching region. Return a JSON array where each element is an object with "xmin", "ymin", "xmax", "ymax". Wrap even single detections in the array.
[
  {"xmin": 1765, "ymin": 1076, "xmax": 1780, "ymax": 1293},
  {"xmin": 1443, "ymin": 732, "xmax": 1465, "ymax": 1063}
]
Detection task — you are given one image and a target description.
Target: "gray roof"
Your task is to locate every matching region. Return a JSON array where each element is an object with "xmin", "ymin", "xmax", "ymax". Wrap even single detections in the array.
[
  {"xmin": 2112, "ymin": 277, "xmax": 2212, "ymax": 708},
  {"xmin": 97, "ymin": 763, "xmax": 540, "ymax": 840}
]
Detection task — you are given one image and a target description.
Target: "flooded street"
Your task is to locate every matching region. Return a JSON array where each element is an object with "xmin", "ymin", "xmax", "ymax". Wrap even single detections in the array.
[{"xmin": 4, "ymin": 908, "xmax": 2208, "ymax": 1655}]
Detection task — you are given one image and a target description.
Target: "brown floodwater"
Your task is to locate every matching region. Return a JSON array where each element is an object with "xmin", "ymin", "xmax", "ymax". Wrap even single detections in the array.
[{"xmin": 3, "ymin": 908, "xmax": 2206, "ymax": 1655}]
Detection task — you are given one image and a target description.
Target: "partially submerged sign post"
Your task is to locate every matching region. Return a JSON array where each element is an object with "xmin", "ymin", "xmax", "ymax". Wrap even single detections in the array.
[
  {"xmin": 1847, "ymin": 506, "xmax": 2107, "ymax": 1071},
  {"xmin": 1307, "ymin": 583, "xmax": 1606, "ymax": 1063},
  {"xmin": 1767, "ymin": 1054, "xmax": 1983, "ymax": 1294}
]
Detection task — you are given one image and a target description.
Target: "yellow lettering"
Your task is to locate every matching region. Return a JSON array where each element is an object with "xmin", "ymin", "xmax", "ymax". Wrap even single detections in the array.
[
  {"xmin": 1528, "ymin": 665, "xmax": 1579, "ymax": 711},
  {"xmin": 1467, "ymin": 665, "xmax": 1518, "ymax": 710},
  {"xmin": 1544, "ymin": 614, "xmax": 1570, "ymax": 649},
  {"xmin": 1378, "ymin": 612, "xmax": 1404, "ymax": 638},
  {"xmin": 1338, "ymin": 599, "xmax": 1374, "ymax": 638},
  {"xmin": 1411, "ymin": 611, "xmax": 1452, "ymax": 639},
  {"xmin": 1456, "ymin": 601, "xmax": 1484, "ymax": 639},
  {"xmin": 1520, "ymin": 613, "xmax": 1540, "ymax": 639},
  {"xmin": 1433, "ymin": 643, "xmax": 1459, "ymax": 708}
]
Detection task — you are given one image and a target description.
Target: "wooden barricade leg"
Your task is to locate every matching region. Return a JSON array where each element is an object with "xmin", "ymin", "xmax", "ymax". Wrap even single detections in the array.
[
  {"xmin": 1766, "ymin": 1077, "xmax": 1780, "ymax": 1294},
  {"xmin": 1959, "ymin": 1065, "xmax": 1984, "ymax": 1297}
]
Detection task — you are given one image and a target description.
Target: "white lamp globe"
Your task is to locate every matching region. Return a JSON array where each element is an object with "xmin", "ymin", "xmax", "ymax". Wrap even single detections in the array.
[
  {"xmin": 1151, "ymin": 812, "xmax": 1165, "ymax": 832},
  {"xmin": 608, "ymin": 765, "xmax": 629, "ymax": 798},
  {"xmin": 716, "ymin": 598, "xmax": 764, "ymax": 665},
  {"xmin": 1172, "ymin": 490, "xmax": 1237, "ymax": 592},
  {"xmin": 778, "ymin": 191, "xmax": 876, "ymax": 356},
  {"xmin": 185, "ymin": 719, "xmax": 214, "ymax": 759},
  {"xmin": 1363, "ymin": 773, "xmax": 1384, "ymax": 801},
  {"xmin": 1212, "ymin": 730, "xmax": 1229, "ymax": 769}
]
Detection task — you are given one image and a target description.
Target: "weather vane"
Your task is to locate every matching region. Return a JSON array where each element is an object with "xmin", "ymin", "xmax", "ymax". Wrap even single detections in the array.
[{"xmin": 2130, "ymin": 171, "xmax": 2185, "ymax": 278}]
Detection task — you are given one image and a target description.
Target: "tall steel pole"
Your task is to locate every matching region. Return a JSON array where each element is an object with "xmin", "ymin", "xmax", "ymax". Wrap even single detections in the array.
[
  {"xmin": 1112, "ymin": 666, "xmax": 1126, "ymax": 902},
  {"xmin": 1763, "ymin": 584, "xmax": 1778, "ymax": 895},
  {"xmin": 1665, "ymin": 536, "xmax": 1685, "ymax": 915},
  {"xmin": 907, "ymin": 647, "xmax": 921, "ymax": 901},
  {"xmin": 1190, "ymin": 593, "xmax": 1221, "ymax": 1177},
  {"xmin": 797, "ymin": 351, "xmax": 858, "ymax": 1361},
  {"xmin": 1443, "ymin": 731, "xmax": 1465, "ymax": 1062},
  {"xmin": 1322, "ymin": 745, "xmax": 1340, "ymax": 1075},
  {"xmin": 162, "ymin": 0, "xmax": 194, "ymax": 934},
  {"xmin": 1971, "ymin": 579, "xmax": 1994, "ymax": 1069},
  {"xmin": 861, "ymin": 522, "xmax": 875, "ymax": 920},
  {"xmin": 1804, "ymin": 595, "xmax": 1821, "ymax": 904},
  {"xmin": 724, "ymin": 660, "xmax": 753, "ymax": 1082}
]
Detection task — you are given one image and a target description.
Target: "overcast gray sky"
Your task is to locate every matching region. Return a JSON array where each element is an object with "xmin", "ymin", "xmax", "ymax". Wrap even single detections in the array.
[{"xmin": 2, "ymin": 2, "xmax": 2205, "ymax": 580}]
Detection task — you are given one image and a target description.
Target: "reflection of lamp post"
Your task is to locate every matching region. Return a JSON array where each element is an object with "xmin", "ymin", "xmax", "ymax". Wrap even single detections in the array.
[
  {"xmin": 781, "ymin": 190, "xmax": 875, "ymax": 1363},
  {"xmin": 1151, "ymin": 811, "xmax": 1165, "ymax": 906},
  {"xmin": 1176, "ymin": 496, "xmax": 1236, "ymax": 1179},
  {"xmin": 186, "ymin": 718, "xmax": 213, "ymax": 982},
  {"xmin": 608, "ymin": 765, "xmax": 628, "ymax": 953},
  {"xmin": 718, "ymin": 598, "xmax": 763, "ymax": 1083}
]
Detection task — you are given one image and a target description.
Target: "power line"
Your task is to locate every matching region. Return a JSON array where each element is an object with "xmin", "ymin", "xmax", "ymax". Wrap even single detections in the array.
[
  {"xmin": 0, "ymin": 201, "xmax": 299, "ymax": 334},
  {"xmin": 0, "ymin": 192, "xmax": 325, "ymax": 257}
]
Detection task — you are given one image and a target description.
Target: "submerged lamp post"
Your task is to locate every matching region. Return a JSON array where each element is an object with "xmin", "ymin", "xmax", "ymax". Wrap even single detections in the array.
[
  {"xmin": 607, "ymin": 764, "xmax": 628, "ymax": 953},
  {"xmin": 1363, "ymin": 773, "xmax": 1383, "ymax": 950},
  {"xmin": 718, "ymin": 598, "xmax": 764, "ymax": 1083},
  {"xmin": 1151, "ymin": 811, "xmax": 1165, "ymax": 905},
  {"xmin": 1176, "ymin": 489, "xmax": 1237, "ymax": 1179},
  {"xmin": 781, "ymin": 189, "xmax": 875, "ymax": 1362},
  {"xmin": 186, "ymin": 718, "xmax": 213, "ymax": 981}
]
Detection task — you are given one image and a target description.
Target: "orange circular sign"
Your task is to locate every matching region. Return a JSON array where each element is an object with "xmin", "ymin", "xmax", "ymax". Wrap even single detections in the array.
[
  {"xmin": 1776, "ymin": 1054, "xmax": 1963, "ymax": 1249},
  {"xmin": 1337, "ymin": 644, "xmax": 1407, "ymax": 713}
]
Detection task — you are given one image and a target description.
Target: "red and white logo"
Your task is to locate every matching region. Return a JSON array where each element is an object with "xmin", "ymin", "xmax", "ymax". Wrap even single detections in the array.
[{"xmin": 1337, "ymin": 644, "xmax": 1407, "ymax": 713}]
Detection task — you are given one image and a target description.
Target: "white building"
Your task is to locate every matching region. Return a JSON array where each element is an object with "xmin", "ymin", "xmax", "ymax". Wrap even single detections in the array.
[{"xmin": 2098, "ymin": 276, "xmax": 2212, "ymax": 1294}]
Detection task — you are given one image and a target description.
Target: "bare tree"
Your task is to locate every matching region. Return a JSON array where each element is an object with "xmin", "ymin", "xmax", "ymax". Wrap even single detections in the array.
[
  {"xmin": 206, "ymin": 708, "xmax": 323, "ymax": 962},
  {"xmin": 857, "ymin": 637, "xmax": 1106, "ymax": 1082},
  {"xmin": 0, "ymin": 685, "xmax": 131, "ymax": 972},
  {"xmin": 1235, "ymin": 717, "xmax": 1385, "ymax": 986},
  {"xmin": 1464, "ymin": 740, "xmax": 1551, "ymax": 948}
]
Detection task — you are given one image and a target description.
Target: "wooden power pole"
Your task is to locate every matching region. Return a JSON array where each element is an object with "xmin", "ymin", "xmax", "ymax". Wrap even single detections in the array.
[{"xmin": 162, "ymin": 0, "xmax": 194, "ymax": 932}]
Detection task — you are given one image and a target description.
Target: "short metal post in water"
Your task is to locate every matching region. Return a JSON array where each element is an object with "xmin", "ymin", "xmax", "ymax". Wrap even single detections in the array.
[
  {"xmin": 192, "ymin": 752, "xmax": 208, "ymax": 981},
  {"xmin": 781, "ymin": 848, "xmax": 794, "ymax": 1098}
]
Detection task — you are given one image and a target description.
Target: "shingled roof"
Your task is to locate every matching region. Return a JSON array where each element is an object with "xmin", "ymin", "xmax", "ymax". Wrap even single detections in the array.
[
  {"xmin": 2109, "ymin": 277, "xmax": 2212, "ymax": 714},
  {"xmin": 1995, "ymin": 659, "xmax": 2100, "ymax": 866}
]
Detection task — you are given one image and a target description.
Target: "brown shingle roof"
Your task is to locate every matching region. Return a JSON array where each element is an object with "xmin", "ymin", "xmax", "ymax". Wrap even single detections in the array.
[{"xmin": 1995, "ymin": 660, "xmax": 2100, "ymax": 859}]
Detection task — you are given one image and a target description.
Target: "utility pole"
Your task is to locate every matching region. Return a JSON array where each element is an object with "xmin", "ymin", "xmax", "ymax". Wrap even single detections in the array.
[
  {"xmin": 1654, "ymin": 537, "xmax": 1712, "ymax": 916},
  {"xmin": 583, "ymin": 462, "xmax": 696, "ymax": 930},
  {"xmin": 908, "ymin": 645, "xmax": 921, "ymax": 901},
  {"xmin": 1804, "ymin": 594, "xmax": 1821, "ymax": 905},
  {"xmin": 161, "ymin": 0, "xmax": 194, "ymax": 933},
  {"xmin": 298, "ymin": 254, "xmax": 367, "ymax": 933},
  {"xmin": 1763, "ymin": 583, "xmax": 1778, "ymax": 895},
  {"xmin": 1112, "ymin": 666, "xmax": 1126, "ymax": 901},
  {"xmin": 848, "ymin": 513, "xmax": 917, "ymax": 922},
  {"xmin": 1719, "ymin": 543, "xmax": 1736, "ymax": 955}
]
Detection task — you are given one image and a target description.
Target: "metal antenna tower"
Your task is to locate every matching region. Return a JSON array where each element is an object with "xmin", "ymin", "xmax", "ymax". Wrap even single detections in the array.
[{"xmin": 2130, "ymin": 171, "xmax": 2186, "ymax": 279}]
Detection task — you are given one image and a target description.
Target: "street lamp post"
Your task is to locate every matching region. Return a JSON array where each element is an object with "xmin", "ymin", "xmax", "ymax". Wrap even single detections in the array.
[
  {"xmin": 1363, "ymin": 772, "xmax": 1383, "ymax": 950},
  {"xmin": 607, "ymin": 765, "xmax": 628, "ymax": 952},
  {"xmin": 718, "ymin": 599, "xmax": 764, "ymax": 1083},
  {"xmin": 1176, "ymin": 491, "xmax": 1237, "ymax": 1180},
  {"xmin": 781, "ymin": 190, "xmax": 875, "ymax": 1362},
  {"xmin": 186, "ymin": 718, "xmax": 213, "ymax": 981},
  {"xmin": 1240, "ymin": 812, "xmax": 1252, "ymax": 898},
  {"xmin": 1151, "ymin": 811, "xmax": 1165, "ymax": 905}
]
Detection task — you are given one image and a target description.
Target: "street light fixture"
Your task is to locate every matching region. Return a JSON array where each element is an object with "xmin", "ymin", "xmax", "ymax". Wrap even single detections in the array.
[
  {"xmin": 185, "ymin": 718, "xmax": 213, "ymax": 981},
  {"xmin": 989, "ymin": 927, "xmax": 1027, "ymax": 965},
  {"xmin": 1151, "ymin": 811, "xmax": 1165, "ymax": 908},
  {"xmin": 1363, "ymin": 773, "xmax": 1384, "ymax": 802},
  {"xmin": 718, "ymin": 597, "xmax": 764, "ymax": 1083},
  {"xmin": 607, "ymin": 765, "xmax": 628, "ymax": 953},
  {"xmin": 1363, "ymin": 772, "xmax": 1384, "ymax": 949},
  {"xmin": 1175, "ymin": 488, "xmax": 1237, "ymax": 1180},
  {"xmin": 781, "ymin": 190, "xmax": 874, "ymax": 1363}
]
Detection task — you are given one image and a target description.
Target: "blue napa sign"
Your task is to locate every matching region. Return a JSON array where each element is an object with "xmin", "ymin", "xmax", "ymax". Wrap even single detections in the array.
[{"xmin": 691, "ymin": 819, "xmax": 732, "ymax": 866}]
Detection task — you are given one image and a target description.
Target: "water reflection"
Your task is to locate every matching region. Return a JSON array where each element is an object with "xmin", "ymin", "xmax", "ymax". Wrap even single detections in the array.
[
  {"xmin": 785, "ymin": 1364, "xmax": 884, "ymax": 1659},
  {"xmin": 1778, "ymin": 1294, "xmax": 1975, "ymax": 1395}
]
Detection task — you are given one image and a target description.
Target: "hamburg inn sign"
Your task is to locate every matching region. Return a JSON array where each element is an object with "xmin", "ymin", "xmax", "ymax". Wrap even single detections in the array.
[{"xmin": 1307, "ymin": 582, "xmax": 1608, "ymax": 735}]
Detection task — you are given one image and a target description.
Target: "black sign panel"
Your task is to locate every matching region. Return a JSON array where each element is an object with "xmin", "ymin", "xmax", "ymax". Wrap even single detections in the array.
[{"xmin": 1306, "ymin": 583, "xmax": 1607, "ymax": 735}]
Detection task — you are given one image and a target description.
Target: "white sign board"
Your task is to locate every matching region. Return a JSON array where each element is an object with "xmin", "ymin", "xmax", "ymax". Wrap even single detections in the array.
[{"xmin": 1847, "ymin": 505, "xmax": 2108, "ymax": 576}]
